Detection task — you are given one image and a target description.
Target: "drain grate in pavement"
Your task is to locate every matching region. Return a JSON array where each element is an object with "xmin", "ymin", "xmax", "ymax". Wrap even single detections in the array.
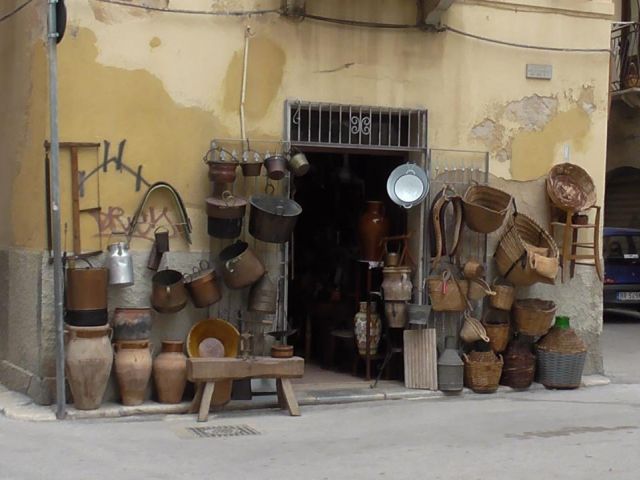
[{"xmin": 185, "ymin": 424, "xmax": 261, "ymax": 438}]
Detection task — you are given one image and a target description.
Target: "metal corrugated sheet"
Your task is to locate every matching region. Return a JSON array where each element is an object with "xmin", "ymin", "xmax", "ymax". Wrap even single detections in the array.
[{"xmin": 403, "ymin": 328, "xmax": 438, "ymax": 390}]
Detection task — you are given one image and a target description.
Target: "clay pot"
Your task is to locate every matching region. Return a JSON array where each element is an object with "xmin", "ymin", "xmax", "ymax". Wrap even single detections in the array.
[
  {"xmin": 353, "ymin": 301, "xmax": 381, "ymax": 356},
  {"xmin": 114, "ymin": 340, "xmax": 153, "ymax": 406},
  {"xmin": 381, "ymin": 266, "xmax": 412, "ymax": 301},
  {"xmin": 153, "ymin": 341, "xmax": 187, "ymax": 404},
  {"xmin": 384, "ymin": 301, "xmax": 407, "ymax": 329},
  {"xmin": 357, "ymin": 201, "xmax": 390, "ymax": 261},
  {"xmin": 65, "ymin": 325, "xmax": 113, "ymax": 410},
  {"xmin": 112, "ymin": 307, "xmax": 152, "ymax": 341}
]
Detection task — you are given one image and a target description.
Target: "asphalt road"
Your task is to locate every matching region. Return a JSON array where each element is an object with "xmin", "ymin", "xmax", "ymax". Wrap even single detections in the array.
[{"xmin": 0, "ymin": 320, "xmax": 637, "ymax": 480}]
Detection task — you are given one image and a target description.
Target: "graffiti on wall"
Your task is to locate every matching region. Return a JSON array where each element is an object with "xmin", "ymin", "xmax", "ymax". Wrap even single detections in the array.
[
  {"xmin": 79, "ymin": 139, "xmax": 151, "ymax": 196},
  {"xmin": 79, "ymin": 140, "xmax": 179, "ymax": 241},
  {"xmin": 89, "ymin": 206, "xmax": 181, "ymax": 241}
]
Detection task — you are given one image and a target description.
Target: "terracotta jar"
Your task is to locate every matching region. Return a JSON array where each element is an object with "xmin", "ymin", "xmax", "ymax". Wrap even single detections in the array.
[
  {"xmin": 353, "ymin": 301, "xmax": 381, "ymax": 356},
  {"xmin": 153, "ymin": 341, "xmax": 187, "ymax": 404},
  {"xmin": 114, "ymin": 340, "xmax": 153, "ymax": 406},
  {"xmin": 357, "ymin": 201, "xmax": 390, "ymax": 261},
  {"xmin": 382, "ymin": 266, "xmax": 412, "ymax": 301},
  {"xmin": 112, "ymin": 307, "xmax": 152, "ymax": 341},
  {"xmin": 65, "ymin": 325, "xmax": 113, "ymax": 410}
]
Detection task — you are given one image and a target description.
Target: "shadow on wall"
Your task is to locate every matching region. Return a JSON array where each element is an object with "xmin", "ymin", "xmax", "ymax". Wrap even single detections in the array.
[{"xmin": 605, "ymin": 167, "xmax": 640, "ymax": 228}]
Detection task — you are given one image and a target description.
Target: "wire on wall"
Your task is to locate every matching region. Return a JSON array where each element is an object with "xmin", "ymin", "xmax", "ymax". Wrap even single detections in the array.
[
  {"xmin": 94, "ymin": 0, "xmax": 280, "ymax": 17},
  {"xmin": 0, "ymin": 0, "xmax": 34, "ymax": 24}
]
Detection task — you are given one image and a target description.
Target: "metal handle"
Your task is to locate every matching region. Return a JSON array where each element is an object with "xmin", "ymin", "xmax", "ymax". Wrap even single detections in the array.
[{"xmin": 226, "ymin": 257, "xmax": 239, "ymax": 274}]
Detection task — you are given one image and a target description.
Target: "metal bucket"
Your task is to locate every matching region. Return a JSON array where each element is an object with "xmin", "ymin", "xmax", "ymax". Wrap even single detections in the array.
[
  {"xmin": 249, "ymin": 195, "xmax": 302, "ymax": 244},
  {"xmin": 407, "ymin": 304, "xmax": 430, "ymax": 326},
  {"xmin": 248, "ymin": 274, "xmax": 277, "ymax": 313},
  {"xmin": 66, "ymin": 261, "xmax": 108, "ymax": 311},
  {"xmin": 219, "ymin": 241, "xmax": 265, "ymax": 289},
  {"xmin": 107, "ymin": 240, "xmax": 134, "ymax": 287}
]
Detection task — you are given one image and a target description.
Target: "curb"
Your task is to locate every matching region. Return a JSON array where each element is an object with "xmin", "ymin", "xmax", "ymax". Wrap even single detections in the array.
[{"xmin": 0, "ymin": 374, "xmax": 611, "ymax": 422}]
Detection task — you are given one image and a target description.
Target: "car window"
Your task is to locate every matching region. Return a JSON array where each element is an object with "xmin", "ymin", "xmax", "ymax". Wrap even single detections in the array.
[{"xmin": 604, "ymin": 235, "xmax": 640, "ymax": 260}]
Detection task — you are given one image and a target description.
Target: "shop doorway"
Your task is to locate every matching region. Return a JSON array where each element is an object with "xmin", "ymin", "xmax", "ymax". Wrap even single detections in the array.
[{"xmin": 288, "ymin": 151, "xmax": 408, "ymax": 381}]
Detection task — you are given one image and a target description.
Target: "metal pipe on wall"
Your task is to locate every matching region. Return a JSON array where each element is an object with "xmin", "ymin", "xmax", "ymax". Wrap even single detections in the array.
[{"xmin": 47, "ymin": 0, "xmax": 66, "ymax": 420}]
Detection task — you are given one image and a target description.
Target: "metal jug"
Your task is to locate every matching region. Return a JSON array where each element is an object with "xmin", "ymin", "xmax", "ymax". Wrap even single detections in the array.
[{"xmin": 107, "ymin": 237, "xmax": 134, "ymax": 286}]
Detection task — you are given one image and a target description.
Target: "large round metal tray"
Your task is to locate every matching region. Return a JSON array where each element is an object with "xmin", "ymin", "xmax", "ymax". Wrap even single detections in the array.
[{"xmin": 386, "ymin": 163, "xmax": 429, "ymax": 209}]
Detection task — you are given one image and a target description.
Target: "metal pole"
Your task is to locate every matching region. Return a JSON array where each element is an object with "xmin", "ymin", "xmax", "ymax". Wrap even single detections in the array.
[{"xmin": 47, "ymin": 0, "xmax": 66, "ymax": 420}]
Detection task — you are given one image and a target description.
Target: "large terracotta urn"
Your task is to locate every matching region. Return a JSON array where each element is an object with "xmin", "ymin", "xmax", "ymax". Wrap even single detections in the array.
[
  {"xmin": 114, "ymin": 340, "xmax": 153, "ymax": 406},
  {"xmin": 357, "ymin": 201, "xmax": 390, "ymax": 261},
  {"xmin": 65, "ymin": 325, "xmax": 113, "ymax": 410},
  {"xmin": 353, "ymin": 301, "xmax": 381, "ymax": 356},
  {"xmin": 153, "ymin": 341, "xmax": 187, "ymax": 404}
]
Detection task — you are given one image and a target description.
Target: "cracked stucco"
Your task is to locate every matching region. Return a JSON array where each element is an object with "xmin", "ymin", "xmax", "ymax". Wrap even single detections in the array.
[{"xmin": 471, "ymin": 87, "xmax": 597, "ymax": 181}]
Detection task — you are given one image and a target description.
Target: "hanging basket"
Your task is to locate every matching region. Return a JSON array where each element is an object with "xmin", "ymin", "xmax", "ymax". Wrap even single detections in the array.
[
  {"xmin": 428, "ymin": 270, "xmax": 469, "ymax": 312},
  {"xmin": 481, "ymin": 319, "xmax": 510, "ymax": 353},
  {"xmin": 489, "ymin": 278, "xmax": 516, "ymax": 311},
  {"xmin": 513, "ymin": 299, "xmax": 556, "ymax": 337},
  {"xmin": 546, "ymin": 163, "xmax": 596, "ymax": 212},
  {"xmin": 494, "ymin": 213, "xmax": 559, "ymax": 286},
  {"xmin": 461, "ymin": 184, "xmax": 513, "ymax": 233},
  {"xmin": 463, "ymin": 352, "xmax": 503, "ymax": 394}
]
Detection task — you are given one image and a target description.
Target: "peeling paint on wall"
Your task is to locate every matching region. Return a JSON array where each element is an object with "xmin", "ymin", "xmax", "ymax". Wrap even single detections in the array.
[
  {"xmin": 222, "ymin": 36, "xmax": 286, "ymax": 122},
  {"xmin": 470, "ymin": 88, "xmax": 596, "ymax": 181}
]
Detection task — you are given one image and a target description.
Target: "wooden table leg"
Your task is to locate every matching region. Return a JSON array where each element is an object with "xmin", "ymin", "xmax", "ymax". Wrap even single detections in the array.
[
  {"xmin": 189, "ymin": 382, "xmax": 204, "ymax": 414},
  {"xmin": 276, "ymin": 378, "xmax": 286, "ymax": 410},
  {"xmin": 198, "ymin": 382, "xmax": 215, "ymax": 422},
  {"xmin": 276, "ymin": 378, "xmax": 300, "ymax": 416}
]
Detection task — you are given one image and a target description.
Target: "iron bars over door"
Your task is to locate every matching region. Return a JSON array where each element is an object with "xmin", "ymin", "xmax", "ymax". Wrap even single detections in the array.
[{"xmin": 286, "ymin": 100, "xmax": 427, "ymax": 152}]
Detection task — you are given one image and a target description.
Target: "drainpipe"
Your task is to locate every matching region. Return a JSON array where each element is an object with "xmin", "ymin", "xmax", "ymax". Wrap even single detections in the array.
[
  {"xmin": 240, "ymin": 26, "xmax": 252, "ymax": 143},
  {"xmin": 47, "ymin": 0, "xmax": 66, "ymax": 420}
]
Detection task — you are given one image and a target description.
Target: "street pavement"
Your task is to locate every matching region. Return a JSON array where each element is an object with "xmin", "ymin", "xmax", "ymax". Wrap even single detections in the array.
[{"xmin": 0, "ymin": 320, "xmax": 638, "ymax": 480}]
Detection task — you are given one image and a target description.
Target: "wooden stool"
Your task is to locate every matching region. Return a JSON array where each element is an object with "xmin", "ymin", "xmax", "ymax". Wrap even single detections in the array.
[
  {"xmin": 550, "ymin": 205, "xmax": 603, "ymax": 283},
  {"xmin": 187, "ymin": 356, "xmax": 305, "ymax": 422}
]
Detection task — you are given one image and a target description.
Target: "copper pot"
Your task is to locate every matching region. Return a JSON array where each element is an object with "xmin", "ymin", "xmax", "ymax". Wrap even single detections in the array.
[
  {"xmin": 264, "ymin": 155, "xmax": 287, "ymax": 180},
  {"xmin": 151, "ymin": 269, "xmax": 188, "ymax": 313},
  {"xmin": 219, "ymin": 241, "xmax": 265, "ymax": 289},
  {"xmin": 207, "ymin": 162, "xmax": 238, "ymax": 183},
  {"xmin": 66, "ymin": 261, "xmax": 108, "ymax": 311},
  {"xmin": 241, "ymin": 162, "xmax": 263, "ymax": 177},
  {"xmin": 184, "ymin": 261, "xmax": 222, "ymax": 308}
]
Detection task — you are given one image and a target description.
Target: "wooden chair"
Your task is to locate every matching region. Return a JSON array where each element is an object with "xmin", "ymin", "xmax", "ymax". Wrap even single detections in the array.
[{"xmin": 550, "ymin": 205, "xmax": 603, "ymax": 283}]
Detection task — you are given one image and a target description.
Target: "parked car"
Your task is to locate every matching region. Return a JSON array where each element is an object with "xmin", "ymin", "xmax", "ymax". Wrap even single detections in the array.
[{"xmin": 603, "ymin": 227, "xmax": 640, "ymax": 317}]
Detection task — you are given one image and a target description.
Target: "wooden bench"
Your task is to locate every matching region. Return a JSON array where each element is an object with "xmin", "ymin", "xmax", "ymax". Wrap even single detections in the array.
[{"xmin": 187, "ymin": 356, "xmax": 305, "ymax": 422}]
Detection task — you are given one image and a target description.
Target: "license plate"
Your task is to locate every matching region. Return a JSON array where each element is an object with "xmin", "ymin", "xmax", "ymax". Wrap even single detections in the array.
[{"xmin": 617, "ymin": 292, "xmax": 640, "ymax": 301}]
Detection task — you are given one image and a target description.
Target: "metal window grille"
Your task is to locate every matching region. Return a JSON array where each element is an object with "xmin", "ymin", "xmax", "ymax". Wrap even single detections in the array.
[
  {"xmin": 286, "ymin": 100, "xmax": 428, "ymax": 151},
  {"xmin": 611, "ymin": 22, "xmax": 640, "ymax": 93}
]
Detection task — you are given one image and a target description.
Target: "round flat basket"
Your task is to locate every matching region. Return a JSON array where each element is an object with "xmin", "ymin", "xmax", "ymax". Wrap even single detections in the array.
[{"xmin": 546, "ymin": 163, "xmax": 596, "ymax": 211}]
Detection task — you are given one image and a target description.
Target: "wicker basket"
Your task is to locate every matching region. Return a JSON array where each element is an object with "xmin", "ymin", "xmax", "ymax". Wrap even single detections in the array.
[
  {"xmin": 513, "ymin": 299, "xmax": 556, "ymax": 336},
  {"xmin": 463, "ymin": 352, "xmax": 503, "ymax": 393},
  {"xmin": 494, "ymin": 213, "xmax": 559, "ymax": 286},
  {"xmin": 462, "ymin": 184, "xmax": 513, "ymax": 233},
  {"xmin": 428, "ymin": 271, "xmax": 469, "ymax": 312},
  {"xmin": 546, "ymin": 163, "xmax": 596, "ymax": 212},
  {"xmin": 481, "ymin": 319, "xmax": 510, "ymax": 353},
  {"xmin": 536, "ymin": 317, "xmax": 587, "ymax": 389},
  {"xmin": 460, "ymin": 314, "xmax": 489, "ymax": 344},
  {"xmin": 489, "ymin": 278, "xmax": 515, "ymax": 311},
  {"xmin": 500, "ymin": 338, "xmax": 536, "ymax": 389}
]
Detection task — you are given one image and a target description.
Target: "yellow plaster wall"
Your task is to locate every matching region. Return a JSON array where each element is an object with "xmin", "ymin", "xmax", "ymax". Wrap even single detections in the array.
[{"xmin": 5, "ymin": 0, "xmax": 614, "ymax": 251}]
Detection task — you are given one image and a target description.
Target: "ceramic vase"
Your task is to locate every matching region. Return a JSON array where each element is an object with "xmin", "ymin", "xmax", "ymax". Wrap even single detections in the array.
[
  {"xmin": 353, "ymin": 301, "xmax": 381, "ymax": 356},
  {"xmin": 65, "ymin": 325, "xmax": 113, "ymax": 410},
  {"xmin": 357, "ymin": 201, "xmax": 390, "ymax": 261},
  {"xmin": 437, "ymin": 336, "xmax": 463, "ymax": 393},
  {"xmin": 153, "ymin": 341, "xmax": 187, "ymax": 404},
  {"xmin": 381, "ymin": 266, "xmax": 412, "ymax": 301},
  {"xmin": 114, "ymin": 340, "xmax": 153, "ymax": 406}
]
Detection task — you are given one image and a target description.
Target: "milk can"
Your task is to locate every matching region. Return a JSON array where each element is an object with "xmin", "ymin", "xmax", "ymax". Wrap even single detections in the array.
[{"xmin": 107, "ymin": 235, "xmax": 134, "ymax": 286}]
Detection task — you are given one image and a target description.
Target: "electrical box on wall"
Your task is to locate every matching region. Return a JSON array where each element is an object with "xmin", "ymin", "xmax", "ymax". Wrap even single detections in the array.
[{"xmin": 526, "ymin": 64, "xmax": 553, "ymax": 80}]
